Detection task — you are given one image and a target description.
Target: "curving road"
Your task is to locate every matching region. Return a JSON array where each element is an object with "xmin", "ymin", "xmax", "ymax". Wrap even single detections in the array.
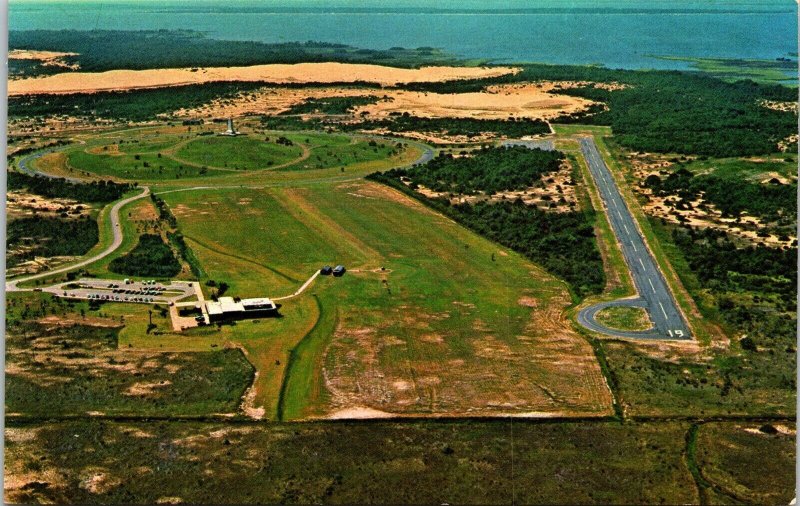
[
  {"xmin": 576, "ymin": 137, "xmax": 691, "ymax": 340},
  {"xmin": 6, "ymin": 187, "xmax": 150, "ymax": 292},
  {"xmin": 6, "ymin": 130, "xmax": 434, "ymax": 292},
  {"xmin": 16, "ymin": 143, "xmax": 85, "ymax": 183}
]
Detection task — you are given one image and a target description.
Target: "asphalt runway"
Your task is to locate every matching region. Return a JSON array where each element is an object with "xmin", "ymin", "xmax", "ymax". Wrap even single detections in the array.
[{"xmin": 576, "ymin": 137, "xmax": 691, "ymax": 340}]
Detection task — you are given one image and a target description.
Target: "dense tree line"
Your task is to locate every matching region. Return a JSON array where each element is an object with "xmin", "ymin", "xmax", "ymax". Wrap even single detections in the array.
[
  {"xmin": 7, "ymin": 172, "xmax": 132, "ymax": 203},
  {"xmin": 150, "ymin": 194, "xmax": 178, "ymax": 228},
  {"xmin": 7, "ymin": 217, "xmax": 98, "ymax": 267},
  {"xmin": 261, "ymin": 113, "xmax": 551, "ymax": 138},
  {"xmin": 401, "ymin": 64, "xmax": 797, "ymax": 156},
  {"xmin": 405, "ymin": 146, "xmax": 564, "ymax": 194},
  {"xmin": 8, "ymin": 82, "xmax": 266, "ymax": 122},
  {"xmin": 168, "ymin": 231, "xmax": 203, "ymax": 278},
  {"xmin": 355, "ymin": 113, "xmax": 551, "ymax": 138},
  {"xmin": 108, "ymin": 234, "xmax": 182, "ymax": 278},
  {"xmin": 644, "ymin": 168, "xmax": 796, "ymax": 222},
  {"xmin": 368, "ymin": 171, "xmax": 604, "ymax": 298},
  {"xmin": 279, "ymin": 96, "xmax": 382, "ymax": 115},
  {"xmin": 9, "ymin": 30, "xmax": 464, "ymax": 73},
  {"xmin": 671, "ymin": 226, "xmax": 796, "ymax": 350}
]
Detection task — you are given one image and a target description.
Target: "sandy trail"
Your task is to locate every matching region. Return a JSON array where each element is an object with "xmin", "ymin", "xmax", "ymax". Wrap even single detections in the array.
[{"xmin": 8, "ymin": 62, "xmax": 519, "ymax": 96}]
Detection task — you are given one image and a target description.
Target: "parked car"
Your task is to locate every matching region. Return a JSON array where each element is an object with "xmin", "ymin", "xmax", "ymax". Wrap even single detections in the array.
[
  {"xmin": 320, "ymin": 265, "xmax": 333, "ymax": 275},
  {"xmin": 333, "ymin": 265, "xmax": 346, "ymax": 277}
]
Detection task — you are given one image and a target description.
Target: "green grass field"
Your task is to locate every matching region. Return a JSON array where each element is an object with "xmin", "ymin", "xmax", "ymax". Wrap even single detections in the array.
[
  {"xmin": 174, "ymin": 136, "xmax": 303, "ymax": 170},
  {"xmin": 162, "ymin": 181, "xmax": 612, "ymax": 420},
  {"xmin": 595, "ymin": 306, "xmax": 652, "ymax": 332},
  {"xmin": 652, "ymin": 55, "xmax": 798, "ymax": 86},
  {"xmin": 47, "ymin": 126, "xmax": 412, "ymax": 185},
  {"xmin": 12, "ymin": 123, "xmax": 613, "ymax": 422}
]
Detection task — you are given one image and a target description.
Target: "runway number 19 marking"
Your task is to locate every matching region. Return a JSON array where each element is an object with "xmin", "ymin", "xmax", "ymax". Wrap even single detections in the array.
[{"xmin": 667, "ymin": 330, "xmax": 685, "ymax": 338}]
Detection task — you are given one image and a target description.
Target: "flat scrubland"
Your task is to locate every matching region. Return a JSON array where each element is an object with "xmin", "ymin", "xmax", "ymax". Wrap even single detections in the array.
[
  {"xmin": 4, "ymin": 420, "xmax": 698, "ymax": 505},
  {"xmin": 694, "ymin": 422, "xmax": 796, "ymax": 504},
  {"xmin": 7, "ymin": 62, "xmax": 518, "ymax": 95}
]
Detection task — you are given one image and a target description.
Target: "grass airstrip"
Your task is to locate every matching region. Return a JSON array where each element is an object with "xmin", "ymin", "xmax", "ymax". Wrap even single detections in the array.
[{"xmin": 14, "ymin": 122, "xmax": 613, "ymax": 421}]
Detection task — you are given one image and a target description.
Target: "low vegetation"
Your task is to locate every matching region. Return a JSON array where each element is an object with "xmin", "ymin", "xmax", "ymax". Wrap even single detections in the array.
[
  {"xmin": 4, "ymin": 420, "xmax": 698, "ymax": 505},
  {"xmin": 165, "ymin": 183, "xmax": 611, "ymax": 420},
  {"xmin": 5, "ymin": 318, "xmax": 253, "ymax": 417},
  {"xmin": 175, "ymin": 136, "xmax": 304, "ymax": 170},
  {"xmin": 108, "ymin": 234, "xmax": 182, "ymax": 278},
  {"xmin": 695, "ymin": 422, "xmax": 796, "ymax": 504}
]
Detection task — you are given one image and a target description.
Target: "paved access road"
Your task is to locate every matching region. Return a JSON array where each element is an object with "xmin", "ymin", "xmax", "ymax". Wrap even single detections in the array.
[
  {"xmin": 5, "ymin": 187, "xmax": 151, "ymax": 292},
  {"xmin": 501, "ymin": 139, "xmax": 555, "ymax": 151},
  {"xmin": 576, "ymin": 137, "xmax": 691, "ymax": 340}
]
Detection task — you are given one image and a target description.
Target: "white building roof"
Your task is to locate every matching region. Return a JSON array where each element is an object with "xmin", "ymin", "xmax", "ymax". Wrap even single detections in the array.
[
  {"xmin": 217, "ymin": 296, "xmax": 243, "ymax": 312},
  {"xmin": 205, "ymin": 302, "xmax": 224, "ymax": 315},
  {"xmin": 241, "ymin": 297, "xmax": 275, "ymax": 308}
]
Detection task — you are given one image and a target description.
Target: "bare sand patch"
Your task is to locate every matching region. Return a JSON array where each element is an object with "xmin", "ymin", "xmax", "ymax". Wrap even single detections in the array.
[
  {"xmin": 9, "ymin": 49, "xmax": 78, "ymax": 61},
  {"xmin": 124, "ymin": 381, "xmax": 172, "ymax": 396},
  {"xmin": 8, "ymin": 63, "xmax": 519, "ymax": 96},
  {"xmin": 354, "ymin": 82, "xmax": 594, "ymax": 120},
  {"xmin": 6, "ymin": 191, "xmax": 87, "ymax": 220},
  {"xmin": 326, "ymin": 406, "xmax": 395, "ymax": 419},
  {"xmin": 79, "ymin": 470, "xmax": 121, "ymax": 494},
  {"xmin": 9, "ymin": 49, "xmax": 80, "ymax": 72}
]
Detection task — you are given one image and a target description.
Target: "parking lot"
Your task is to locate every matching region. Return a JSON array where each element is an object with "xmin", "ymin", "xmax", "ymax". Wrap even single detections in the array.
[{"xmin": 43, "ymin": 278, "xmax": 198, "ymax": 305}]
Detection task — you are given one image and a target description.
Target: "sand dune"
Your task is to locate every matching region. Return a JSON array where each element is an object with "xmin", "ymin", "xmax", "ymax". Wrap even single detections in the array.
[
  {"xmin": 354, "ymin": 83, "xmax": 594, "ymax": 120},
  {"xmin": 8, "ymin": 62, "xmax": 519, "ymax": 96}
]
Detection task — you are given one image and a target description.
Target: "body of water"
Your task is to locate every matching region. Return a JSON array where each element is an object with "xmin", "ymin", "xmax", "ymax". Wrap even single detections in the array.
[{"xmin": 9, "ymin": 0, "xmax": 798, "ymax": 70}]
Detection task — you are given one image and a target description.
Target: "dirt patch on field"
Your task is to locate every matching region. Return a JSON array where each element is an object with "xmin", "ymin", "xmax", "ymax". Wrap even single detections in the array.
[
  {"xmin": 320, "ymin": 281, "xmax": 614, "ymax": 418},
  {"xmin": 326, "ymin": 407, "xmax": 395, "ymax": 419},
  {"xmin": 86, "ymin": 144, "xmax": 122, "ymax": 156},
  {"xmin": 9, "ymin": 63, "xmax": 519, "ymax": 96}
]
